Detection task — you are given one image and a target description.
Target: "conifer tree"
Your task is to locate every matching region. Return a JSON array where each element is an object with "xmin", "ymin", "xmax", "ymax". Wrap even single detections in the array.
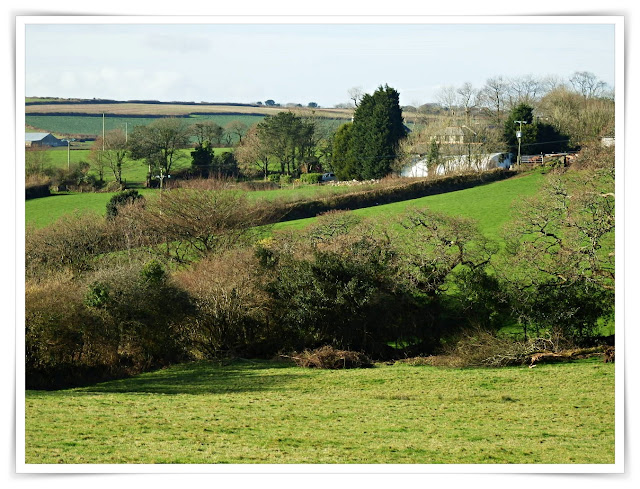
[{"xmin": 340, "ymin": 85, "xmax": 406, "ymax": 180}]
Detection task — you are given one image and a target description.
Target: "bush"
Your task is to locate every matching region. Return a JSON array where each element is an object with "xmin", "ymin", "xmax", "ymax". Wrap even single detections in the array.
[
  {"xmin": 104, "ymin": 180, "xmax": 125, "ymax": 193},
  {"xmin": 26, "ymin": 212, "xmax": 113, "ymax": 277},
  {"xmin": 25, "ymin": 277, "xmax": 119, "ymax": 388},
  {"xmin": 299, "ymin": 173, "xmax": 323, "ymax": 184},
  {"xmin": 26, "ymin": 261, "xmax": 195, "ymax": 389},
  {"xmin": 258, "ymin": 216, "xmax": 413, "ymax": 356},
  {"xmin": 106, "ymin": 189, "xmax": 145, "ymax": 218},
  {"xmin": 143, "ymin": 188, "xmax": 284, "ymax": 262},
  {"xmin": 173, "ymin": 249, "xmax": 270, "ymax": 358},
  {"xmin": 279, "ymin": 174, "xmax": 293, "ymax": 185},
  {"xmin": 83, "ymin": 261, "xmax": 193, "ymax": 371},
  {"xmin": 288, "ymin": 346, "xmax": 373, "ymax": 369}
]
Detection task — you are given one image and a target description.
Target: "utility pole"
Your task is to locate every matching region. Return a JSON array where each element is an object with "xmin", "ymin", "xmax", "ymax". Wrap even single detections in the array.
[
  {"xmin": 102, "ymin": 113, "xmax": 105, "ymax": 151},
  {"xmin": 61, "ymin": 138, "xmax": 75, "ymax": 170},
  {"xmin": 515, "ymin": 120, "xmax": 527, "ymax": 170}
]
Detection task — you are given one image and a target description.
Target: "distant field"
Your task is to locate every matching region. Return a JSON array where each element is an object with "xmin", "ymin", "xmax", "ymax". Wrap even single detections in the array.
[
  {"xmin": 26, "ymin": 114, "xmax": 266, "ymax": 140},
  {"xmin": 26, "ymin": 113, "xmax": 347, "ymax": 143},
  {"xmin": 25, "ymin": 102, "xmax": 353, "ymax": 119},
  {"xmin": 24, "ymin": 357, "xmax": 615, "ymax": 464}
]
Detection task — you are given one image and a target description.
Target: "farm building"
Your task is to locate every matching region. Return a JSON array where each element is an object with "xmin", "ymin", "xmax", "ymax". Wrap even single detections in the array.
[
  {"xmin": 25, "ymin": 132, "xmax": 63, "ymax": 147},
  {"xmin": 401, "ymin": 152, "xmax": 513, "ymax": 178}
]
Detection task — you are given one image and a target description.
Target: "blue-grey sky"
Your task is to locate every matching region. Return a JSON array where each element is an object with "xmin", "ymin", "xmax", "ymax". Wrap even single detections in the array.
[{"xmin": 25, "ymin": 22, "xmax": 616, "ymax": 106}]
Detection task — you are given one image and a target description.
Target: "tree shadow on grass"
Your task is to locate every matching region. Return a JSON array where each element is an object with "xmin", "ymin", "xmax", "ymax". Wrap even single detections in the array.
[{"xmin": 77, "ymin": 360, "xmax": 305, "ymax": 396}]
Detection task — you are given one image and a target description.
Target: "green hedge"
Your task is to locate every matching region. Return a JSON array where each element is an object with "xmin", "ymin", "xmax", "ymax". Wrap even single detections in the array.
[
  {"xmin": 300, "ymin": 173, "xmax": 323, "ymax": 184},
  {"xmin": 277, "ymin": 170, "xmax": 515, "ymax": 222},
  {"xmin": 25, "ymin": 184, "xmax": 51, "ymax": 200}
]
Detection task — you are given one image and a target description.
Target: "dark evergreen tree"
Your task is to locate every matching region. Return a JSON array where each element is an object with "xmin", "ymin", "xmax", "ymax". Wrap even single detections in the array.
[
  {"xmin": 331, "ymin": 122, "xmax": 359, "ymax": 180},
  {"xmin": 504, "ymin": 103, "xmax": 570, "ymax": 156},
  {"xmin": 349, "ymin": 84, "xmax": 406, "ymax": 179},
  {"xmin": 191, "ymin": 141, "xmax": 215, "ymax": 177}
]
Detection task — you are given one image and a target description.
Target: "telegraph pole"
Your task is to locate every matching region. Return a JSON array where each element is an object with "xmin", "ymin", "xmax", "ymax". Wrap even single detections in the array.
[
  {"xmin": 61, "ymin": 138, "xmax": 75, "ymax": 170},
  {"xmin": 515, "ymin": 120, "xmax": 527, "ymax": 169}
]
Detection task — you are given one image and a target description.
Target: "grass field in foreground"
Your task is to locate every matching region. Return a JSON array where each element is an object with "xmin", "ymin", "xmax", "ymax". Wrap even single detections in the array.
[{"xmin": 24, "ymin": 357, "xmax": 615, "ymax": 464}]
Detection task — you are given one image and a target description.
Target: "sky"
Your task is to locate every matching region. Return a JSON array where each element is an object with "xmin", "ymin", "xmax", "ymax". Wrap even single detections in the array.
[{"xmin": 24, "ymin": 21, "xmax": 617, "ymax": 107}]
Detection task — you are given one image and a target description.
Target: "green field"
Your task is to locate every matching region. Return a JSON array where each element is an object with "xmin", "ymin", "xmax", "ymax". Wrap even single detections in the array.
[
  {"xmin": 26, "ymin": 114, "xmax": 266, "ymax": 139},
  {"xmin": 31, "ymin": 146, "xmax": 232, "ymax": 187},
  {"xmin": 24, "ymin": 357, "xmax": 615, "ymax": 464},
  {"xmin": 26, "ymin": 172, "xmax": 544, "ymax": 231},
  {"xmin": 273, "ymin": 172, "xmax": 546, "ymax": 239},
  {"xmin": 25, "ymin": 190, "xmax": 157, "ymax": 229}
]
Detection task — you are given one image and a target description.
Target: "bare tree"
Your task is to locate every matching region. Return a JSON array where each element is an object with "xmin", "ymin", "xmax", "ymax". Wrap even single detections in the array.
[
  {"xmin": 92, "ymin": 129, "xmax": 128, "ymax": 185},
  {"xmin": 235, "ymin": 126, "xmax": 271, "ymax": 180},
  {"xmin": 191, "ymin": 121, "xmax": 224, "ymax": 146},
  {"xmin": 456, "ymin": 82, "xmax": 478, "ymax": 124},
  {"xmin": 436, "ymin": 85, "xmax": 458, "ymax": 118},
  {"xmin": 347, "ymin": 86, "xmax": 364, "ymax": 108},
  {"xmin": 540, "ymin": 74, "xmax": 567, "ymax": 93},
  {"xmin": 128, "ymin": 118, "xmax": 191, "ymax": 188},
  {"xmin": 507, "ymin": 74, "xmax": 542, "ymax": 107},
  {"xmin": 569, "ymin": 71, "xmax": 608, "ymax": 99},
  {"xmin": 225, "ymin": 120, "xmax": 248, "ymax": 145},
  {"xmin": 477, "ymin": 76, "xmax": 510, "ymax": 121}
]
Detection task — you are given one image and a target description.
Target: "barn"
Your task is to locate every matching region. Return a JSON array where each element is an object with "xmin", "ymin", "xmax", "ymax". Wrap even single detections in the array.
[{"xmin": 25, "ymin": 132, "xmax": 63, "ymax": 147}]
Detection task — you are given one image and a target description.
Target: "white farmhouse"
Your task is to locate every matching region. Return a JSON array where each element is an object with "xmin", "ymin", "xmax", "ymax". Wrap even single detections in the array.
[{"xmin": 401, "ymin": 152, "xmax": 513, "ymax": 178}]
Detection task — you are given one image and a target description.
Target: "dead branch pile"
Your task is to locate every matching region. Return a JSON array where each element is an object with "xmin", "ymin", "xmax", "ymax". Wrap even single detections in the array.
[{"xmin": 284, "ymin": 346, "xmax": 373, "ymax": 369}]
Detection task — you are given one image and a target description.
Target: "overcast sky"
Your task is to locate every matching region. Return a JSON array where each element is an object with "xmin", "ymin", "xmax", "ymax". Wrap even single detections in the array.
[{"xmin": 24, "ymin": 21, "xmax": 616, "ymax": 107}]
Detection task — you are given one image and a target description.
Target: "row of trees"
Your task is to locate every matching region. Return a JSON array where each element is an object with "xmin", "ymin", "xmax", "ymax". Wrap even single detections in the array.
[
  {"xmin": 84, "ymin": 119, "xmax": 250, "ymax": 188},
  {"xmin": 28, "ymin": 72, "xmax": 613, "ymax": 191},
  {"xmin": 429, "ymin": 71, "xmax": 613, "ymax": 124}
]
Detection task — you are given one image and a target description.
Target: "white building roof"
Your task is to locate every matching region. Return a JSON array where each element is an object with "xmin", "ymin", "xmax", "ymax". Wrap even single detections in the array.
[{"xmin": 25, "ymin": 132, "xmax": 52, "ymax": 142}]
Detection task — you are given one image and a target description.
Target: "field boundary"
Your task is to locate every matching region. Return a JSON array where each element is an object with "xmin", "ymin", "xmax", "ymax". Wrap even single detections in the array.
[{"xmin": 278, "ymin": 170, "xmax": 517, "ymax": 222}]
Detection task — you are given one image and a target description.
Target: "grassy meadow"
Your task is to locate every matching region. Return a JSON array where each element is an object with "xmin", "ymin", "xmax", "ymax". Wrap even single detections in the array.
[
  {"xmin": 24, "ymin": 357, "xmax": 614, "ymax": 464},
  {"xmin": 26, "ymin": 171, "xmax": 544, "ymax": 231},
  {"xmin": 272, "ymin": 171, "xmax": 546, "ymax": 238}
]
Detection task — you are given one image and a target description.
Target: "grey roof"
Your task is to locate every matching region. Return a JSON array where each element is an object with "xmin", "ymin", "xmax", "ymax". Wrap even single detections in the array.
[{"xmin": 25, "ymin": 132, "xmax": 52, "ymax": 142}]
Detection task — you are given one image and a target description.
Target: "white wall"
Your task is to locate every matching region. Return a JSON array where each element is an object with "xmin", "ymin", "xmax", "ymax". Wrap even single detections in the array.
[{"xmin": 401, "ymin": 153, "xmax": 512, "ymax": 178}]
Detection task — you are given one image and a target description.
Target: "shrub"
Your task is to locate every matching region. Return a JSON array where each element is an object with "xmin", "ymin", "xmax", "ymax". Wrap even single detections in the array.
[
  {"xmin": 258, "ymin": 216, "xmax": 412, "ymax": 356},
  {"xmin": 25, "ymin": 277, "xmax": 119, "ymax": 388},
  {"xmin": 279, "ymin": 174, "xmax": 293, "ymax": 185},
  {"xmin": 299, "ymin": 173, "xmax": 323, "ymax": 184},
  {"xmin": 106, "ymin": 189, "xmax": 145, "ymax": 218},
  {"xmin": 26, "ymin": 212, "xmax": 113, "ymax": 277},
  {"xmin": 143, "ymin": 189, "xmax": 284, "ymax": 262},
  {"xmin": 83, "ymin": 262, "xmax": 193, "ymax": 370},
  {"xmin": 104, "ymin": 180, "xmax": 125, "ymax": 193},
  {"xmin": 288, "ymin": 346, "xmax": 373, "ymax": 369},
  {"xmin": 173, "ymin": 249, "xmax": 270, "ymax": 358}
]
